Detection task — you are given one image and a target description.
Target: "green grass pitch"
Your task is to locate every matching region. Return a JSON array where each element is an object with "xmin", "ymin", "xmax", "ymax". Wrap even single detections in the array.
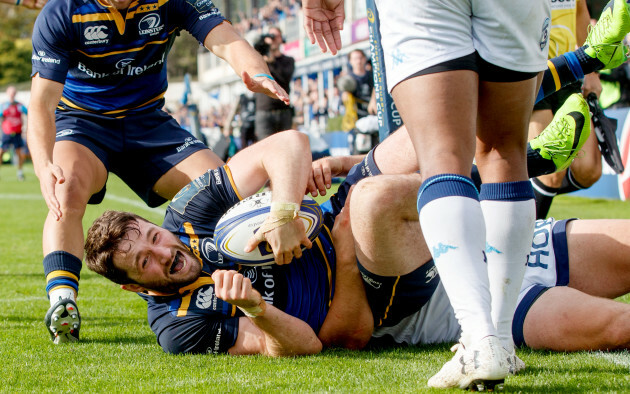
[{"xmin": 1, "ymin": 163, "xmax": 629, "ymax": 392}]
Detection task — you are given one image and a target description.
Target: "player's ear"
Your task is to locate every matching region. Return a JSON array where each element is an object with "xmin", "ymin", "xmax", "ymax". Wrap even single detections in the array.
[{"xmin": 121, "ymin": 283, "xmax": 146, "ymax": 293}]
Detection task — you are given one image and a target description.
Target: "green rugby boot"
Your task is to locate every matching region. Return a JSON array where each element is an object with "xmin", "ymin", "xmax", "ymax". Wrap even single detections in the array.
[
  {"xmin": 584, "ymin": 0, "xmax": 630, "ymax": 69},
  {"xmin": 529, "ymin": 93, "xmax": 591, "ymax": 172}
]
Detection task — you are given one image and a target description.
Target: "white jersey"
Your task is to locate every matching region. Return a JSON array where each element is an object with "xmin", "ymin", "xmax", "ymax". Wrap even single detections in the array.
[{"xmin": 375, "ymin": 0, "xmax": 551, "ymax": 90}]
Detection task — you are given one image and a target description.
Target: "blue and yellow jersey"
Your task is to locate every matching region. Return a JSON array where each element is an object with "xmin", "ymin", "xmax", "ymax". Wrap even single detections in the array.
[
  {"xmin": 142, "ymin": 166, "xmax": 336, "ymax": 354},
  {"xmin": 548, "ymin": 0, "xmax": 579, "ymax": 59},
  {"xmin": 31, "ymin": 0, "xmax": 226, "ymax": 116}
]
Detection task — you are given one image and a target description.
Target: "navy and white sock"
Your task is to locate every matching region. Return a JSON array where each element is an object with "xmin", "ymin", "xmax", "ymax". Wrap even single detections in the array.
[
  {"xmin": 44, "ymin": 251, "xmax": 81, "ymax": 305},
  {"xmin": 418, "ymin": 174, "xmax": 494, "ymax": 347},
  {"xmin": 480, "ymin": 181, "xmax": 535, "ymax": 352}
]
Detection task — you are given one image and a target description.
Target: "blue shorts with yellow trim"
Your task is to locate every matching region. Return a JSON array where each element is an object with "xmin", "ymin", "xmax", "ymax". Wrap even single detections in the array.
[
  {"xmin": 55, "ymin": 108, "xmax": 209, "ymax": 207},
  {"xmin": 358, "ymin": 259, "xmax": 440, "ymax": 328}
]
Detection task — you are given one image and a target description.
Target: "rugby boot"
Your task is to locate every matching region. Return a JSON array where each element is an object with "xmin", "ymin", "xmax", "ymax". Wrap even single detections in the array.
[
  {"xmin": 507, "ymin": 350, "xmax": 526, "ymax": 375},
  {"xmin": 586, "ymin": 93, "xmax": 624, "ymax": 173},
  {"xmin": 529, "ymin": 93, "xmax": 591, "ymax": 172},
  {"xmin": 428, "ymin": 336, "xmax": 510, "ymax": 391},
  {"xmin": 584, "ymin": 0, "xmax": 630, "ymax": 70},
  {"xmin": 45, "ymin": 298, "xmax": 81, "ymax": 344}
]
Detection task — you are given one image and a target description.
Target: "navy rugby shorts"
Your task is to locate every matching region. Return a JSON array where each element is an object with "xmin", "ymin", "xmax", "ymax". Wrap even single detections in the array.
[
  {"xmin": 55, "ymin": 109, "xmax": 208, "ymax": 207},
  {"xmin": 359, "ymin": 258, "xmax": 440, "ymax": 328}
]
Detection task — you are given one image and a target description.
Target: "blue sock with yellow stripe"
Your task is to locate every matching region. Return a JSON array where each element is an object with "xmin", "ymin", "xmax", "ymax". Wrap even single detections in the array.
[{"xmin": 44, "ymin": 251, "xmax": 81, "ymax": 304}]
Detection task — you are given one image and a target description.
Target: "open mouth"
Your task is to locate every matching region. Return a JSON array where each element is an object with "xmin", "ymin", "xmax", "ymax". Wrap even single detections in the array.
[{"xmin": 170, "ymin": 251, "xmax": 186, "ymax": 274}]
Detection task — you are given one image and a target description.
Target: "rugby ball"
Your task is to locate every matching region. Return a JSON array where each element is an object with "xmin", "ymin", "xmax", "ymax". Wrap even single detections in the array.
[{"xmin": 214, "ymin": 192, "xmax": 323, "ymax": 266}]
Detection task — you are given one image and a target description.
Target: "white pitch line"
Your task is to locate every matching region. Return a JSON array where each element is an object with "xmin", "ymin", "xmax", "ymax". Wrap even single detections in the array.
[
  {"xmin": 0, "ymin": 193, "xmax": 165, "ymax": 216},
  {"xmin": 103, "ymin": 194, "xmax": 166, "ymax": 216},
  {"xmin": 594, "ymin": 351, "xmax": 630, "ymax": 369},
  {"xmin": 0, "ymin": 193, "xmax": 44, "ymax": 200}
]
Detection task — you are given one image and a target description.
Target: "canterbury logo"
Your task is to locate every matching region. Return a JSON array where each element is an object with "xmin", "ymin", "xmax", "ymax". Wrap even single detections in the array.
[{"xmin": 84, "ymin": 26, "xmax": 108, "ymax": 41}]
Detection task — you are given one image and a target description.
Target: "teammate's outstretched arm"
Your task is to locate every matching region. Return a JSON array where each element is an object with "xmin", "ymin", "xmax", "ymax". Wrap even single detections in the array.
[{"xmin": 204, "ymin": 22, "xmax": 289, "ymax": 104}]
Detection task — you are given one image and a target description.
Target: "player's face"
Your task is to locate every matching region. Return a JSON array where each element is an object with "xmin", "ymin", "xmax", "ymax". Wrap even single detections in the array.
[
  {"xmin": 113, "ymin": 221, "xmax": 202, "ymax": 294},
  {"xmin": 349, "ymin": 52, "xmax": 366, "ymax": 73}
]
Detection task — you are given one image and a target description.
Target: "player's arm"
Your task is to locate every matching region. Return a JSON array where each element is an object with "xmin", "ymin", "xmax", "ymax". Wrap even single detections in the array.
[
  {"xmin": 228, "ymin": 130, "xmax": 313, "ymax": 265},
  {"xmin": 308, "ymin": 154, "xmax": 364, "ymax": 196},
  {"xmin": 204, "ymin": 22, "xmax": 289, "ymax": 105},
  {"xmin": 302, "ymin": 0, "xmax": 345, "ymax": 55},
  {"xmin": 214, "ymin": 270, "xmax": 323, "ymax": 357},
  {"xmin": 27, "ymin": 74, "xmax": 66, "ymax": 220}
]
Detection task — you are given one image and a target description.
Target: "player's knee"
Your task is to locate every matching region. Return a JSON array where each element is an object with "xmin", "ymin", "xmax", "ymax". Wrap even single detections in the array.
[
  {"xmin": 56, "ymin": 176, "xmax": 96, "ymax": 214},
  {"xmin": 602, "ymin": 310, "xmax": 630, "ymax": 349},
  {"xmin": 275, "ymin": 129, "xmax": 309, "ymax": 149},
  {"xmin": 351, "ymin": 178, "xmax": 394, "ymax": 216},
  {"xmin": 572, "ymin": 166, "xmax": 602, "ymax": 188}
]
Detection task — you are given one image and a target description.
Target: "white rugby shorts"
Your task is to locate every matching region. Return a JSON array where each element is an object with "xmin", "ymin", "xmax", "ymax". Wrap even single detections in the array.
[
  {"xmin": 375, "ymin": 0, "xmax": 551, "ymax": 90},
  {"xmin": 372, "ymin": 218, "xmax": 571, "ymax": 347}
]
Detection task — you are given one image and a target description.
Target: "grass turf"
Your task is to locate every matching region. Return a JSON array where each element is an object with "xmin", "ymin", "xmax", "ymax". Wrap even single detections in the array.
[{"xmin": 1, "ymin": 163, "xmax": 630, "ymax": 392}]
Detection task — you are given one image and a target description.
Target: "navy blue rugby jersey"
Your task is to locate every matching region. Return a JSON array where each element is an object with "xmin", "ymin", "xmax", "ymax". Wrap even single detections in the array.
[
  {"xmin": 31, "ymin": 0, "xmax": 225, "ymax": 115},
  {"xmin": 141, "ymin": 166, "xmax": 336, "ymax": 354}
]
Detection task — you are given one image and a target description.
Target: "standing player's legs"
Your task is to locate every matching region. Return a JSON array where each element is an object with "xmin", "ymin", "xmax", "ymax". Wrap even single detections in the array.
[
  {"xmin": 475, "ymin": 75, "xmax": 539, "ymax": 356},
  {"xmin": 522, "ymin": 219, "xmax": 630, "ymax": 351},
  {"xmin": 377, "ymin": 0, "xmax": 505, "ymax": 388},
  {"xmin": 43, "ymin": 141, "xmax": 108, "ymax": 343}
]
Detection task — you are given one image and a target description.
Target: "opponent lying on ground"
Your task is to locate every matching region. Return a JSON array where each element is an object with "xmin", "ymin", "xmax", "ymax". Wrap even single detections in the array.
[{"xmin": 84, "ymin": 96, "xmax": 630, "ymax": 359}]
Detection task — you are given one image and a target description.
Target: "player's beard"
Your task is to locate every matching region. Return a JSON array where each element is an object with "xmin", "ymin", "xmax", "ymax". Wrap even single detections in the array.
[{"xmin": 144, "ymin": 247, "xmax": 203, "ymax": 294}]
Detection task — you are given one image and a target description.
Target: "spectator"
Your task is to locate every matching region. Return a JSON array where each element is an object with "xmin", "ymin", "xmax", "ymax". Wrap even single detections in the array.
[
  {"xmin": 254, "ymin": 26, "xmax": 296, "ymax": 139},
  {"xmin": 0, "ymin": 85, "xmax": 28, "ymax": 181}
]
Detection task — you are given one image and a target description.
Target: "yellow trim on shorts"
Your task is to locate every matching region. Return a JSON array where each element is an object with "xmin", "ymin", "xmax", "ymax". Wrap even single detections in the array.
[
  {"xmin": 547, "ymin": 59, "xmax": 561, "ymax": 92},
  {"xmin": 46, "ymin": 270, "xmax": 79, "ymax": 282},
  {"xmin": 318, "ymin": 226, "xmax": 334, "ymax": 307},
  {"xmin": 379, "ymin": 276, "xmax": 400, "ymax": 327}
]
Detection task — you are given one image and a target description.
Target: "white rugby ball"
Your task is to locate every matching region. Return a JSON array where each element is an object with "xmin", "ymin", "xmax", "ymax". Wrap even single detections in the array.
[{"xmin": 214, "ymin": 191, "xmax": 323, "ymax": 266}]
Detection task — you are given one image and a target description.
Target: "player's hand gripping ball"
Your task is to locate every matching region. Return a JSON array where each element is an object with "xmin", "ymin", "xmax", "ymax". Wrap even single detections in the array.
[{"xmin": 215, "ymin": 192, "xmax": 323, "ymax": 265}]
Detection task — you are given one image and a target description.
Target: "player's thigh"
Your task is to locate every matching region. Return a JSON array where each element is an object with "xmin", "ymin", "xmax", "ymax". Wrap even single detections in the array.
[
  {"xmin": 392, "ymin": 70, "xmax": 479, "ymax": 178},
  {"xmin": 566, "ymin": 219, "xmax": 630, "ymax": 299},
  {"xmin": 52, "ymin": 140, "xmax": 108, "ymax": 204},
  {"xmin": 476, "ymin": 76, "xmax": 540, "ymax": 182},
  {"xmin": 523, "ymin": 286, "xmax": 630, "ymax": 351},
  {"xmin": 153, "ymin": 149, "xmax": 224, "ymax": 200},
  {"xmin": 350, "ymin": 174, "xmax": 432, "ymax": 276}
]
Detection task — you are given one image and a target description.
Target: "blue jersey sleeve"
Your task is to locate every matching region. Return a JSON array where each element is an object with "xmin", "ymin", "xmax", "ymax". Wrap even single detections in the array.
[
  {"xmin": 145, "ymin": 295, "xmax": 239, "ymax": 354},
  {"xmin": 31, "ymin": 0, "xmax": 74, "ymax": 83},
  {"xmin": 169, "ymin": 0, "xmax": 227, "ymax": 46}
]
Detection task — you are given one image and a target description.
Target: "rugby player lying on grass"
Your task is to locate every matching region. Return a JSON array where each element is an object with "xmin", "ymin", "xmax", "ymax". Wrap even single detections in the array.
[{"xmin": 84, "ymin": 96, "xmax": 630, "ymax": 357}]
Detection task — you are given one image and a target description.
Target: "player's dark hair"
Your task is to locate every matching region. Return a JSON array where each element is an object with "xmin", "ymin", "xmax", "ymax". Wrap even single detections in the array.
[{"xmin": 85, "ymin": 210, "xmax": 148, "ymax": 285}]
